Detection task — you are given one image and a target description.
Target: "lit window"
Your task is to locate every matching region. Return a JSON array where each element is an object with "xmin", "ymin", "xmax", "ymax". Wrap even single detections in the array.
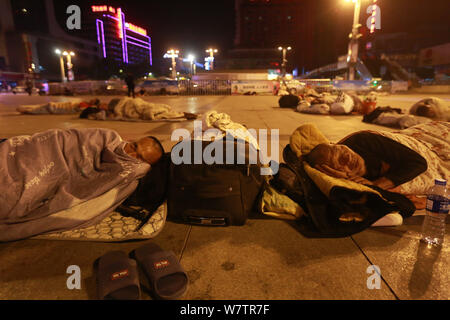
[{"xmin": 287, "ymin": 16, "xmax": 291, "ymax": 20}]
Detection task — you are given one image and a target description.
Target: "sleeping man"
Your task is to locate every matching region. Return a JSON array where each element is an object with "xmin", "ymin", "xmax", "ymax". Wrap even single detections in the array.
[
  {"xmin": 304, "ymin": 121, "xmax": 450, "ymax": 209},
  {"xmin": 409, "ymin": 97, "xmax": 450, "ymax": 121},
  {"xmin": 0, "ymin": 128, "xmax": 163, "ymax": 241}
]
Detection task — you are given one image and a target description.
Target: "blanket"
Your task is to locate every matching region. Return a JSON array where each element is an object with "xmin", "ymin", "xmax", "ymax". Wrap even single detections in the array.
[
  {"xmin": 83, "ymin": 97, "xmax": 194, "ymax": 122},
  {"xmin": 112, "ymin": 97, "xmax": 185, "ymax": 120},
  {"xmin": 200, "ymin": 110, "xmax": 260, "ymax": 151},
  {"xmin": 296, "ymin": 92, "xmax": 355, "ymax": 115},
  {"xmin": 17, "ymin": 100, "xmax": 82, "ymax": 114},
  {"xmin": 377, "ymin": 121, "xmax": 450, "ymax": 195},
  {"xmin": 0, "ymin": 128, "xmax": 150, "ymax": 241},
  {"xmin": 363, "ymin": 106, "xmax": 432, "ymax": 129}
]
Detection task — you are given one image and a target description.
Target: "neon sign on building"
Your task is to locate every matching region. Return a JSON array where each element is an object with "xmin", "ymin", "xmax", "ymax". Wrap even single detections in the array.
[
  {"xmin": 92, "ymin": 5, "xmax": 152, "ymax": 65},
  {"xmin": 125, "ymin": 23, "xmax": 148, "ymax": 37}
]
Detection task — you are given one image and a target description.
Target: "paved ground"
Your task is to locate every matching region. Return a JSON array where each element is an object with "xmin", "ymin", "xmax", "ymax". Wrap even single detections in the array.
[{"xmin": 0, "ymin": 93, "xmax": 449, "ymax": 300}]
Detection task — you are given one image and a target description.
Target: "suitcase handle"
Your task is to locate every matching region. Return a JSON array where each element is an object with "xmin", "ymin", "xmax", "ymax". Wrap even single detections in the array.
[{"xmin": 187, "ymin": 216, "xmax": 227, "ymax": 226}]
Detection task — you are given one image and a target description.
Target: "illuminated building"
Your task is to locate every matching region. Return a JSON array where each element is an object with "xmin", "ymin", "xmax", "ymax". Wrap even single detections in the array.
[
  {"xmin": 90, "ymin": 5, "xmax": 152, "ymax": 66},
  {"xmin": 0, "ymin": 0, "xmax": 99, "ymax": 82}
]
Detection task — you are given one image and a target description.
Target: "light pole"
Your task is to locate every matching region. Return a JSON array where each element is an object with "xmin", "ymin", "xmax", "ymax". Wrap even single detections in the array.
[
  {"xmin": 278, "ymin": 46, "xmax": 291, "ymax": 78},
  {"xmin": 164, "ymin": 49, "xmax": 179, "ymax": 79},
  {"xmin": 345, "ymin": 0, "xmax": 362, "ymax": 80},
  {"xmin": 187, "ymin": 54, "xmax": 196, "ymax": 77},
  {"xmin": 63, "ymin": 51, "xmax": 75, "ymax": 81},
  {"xmin": 205, "ymin": 48, "xmax": 218, "ymax": 70},
  {"xmin": 55, "ymin": 49, "xmax": 66, "ymax": 82}
]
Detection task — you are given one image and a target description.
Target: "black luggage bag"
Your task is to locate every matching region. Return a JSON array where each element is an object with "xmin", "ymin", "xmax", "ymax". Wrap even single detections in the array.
[{"xmin": 167, "ymin": 138, "xmax": 266, "ymax": 226}]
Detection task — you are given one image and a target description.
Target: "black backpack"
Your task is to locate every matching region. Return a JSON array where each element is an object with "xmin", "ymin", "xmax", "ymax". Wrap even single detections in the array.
[
  {"xmin": 278, "ymin": 94, "xmax": 300, "ymax": 108},
  {"xmin": 167, "ymin": 138, "xmax": 266, "ymax": 226}
]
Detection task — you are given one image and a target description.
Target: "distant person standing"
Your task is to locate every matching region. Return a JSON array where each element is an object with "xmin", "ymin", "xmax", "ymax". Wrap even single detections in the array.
[
  {"xmin": 25, "ymin": 79, "xmax": 33, "ymax": 96},
  {"xmin": 125, "ymin": 73, "xmax": 135, "ymax": 98}
]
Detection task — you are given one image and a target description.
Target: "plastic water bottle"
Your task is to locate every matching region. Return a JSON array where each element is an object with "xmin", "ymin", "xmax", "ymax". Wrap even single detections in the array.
[{"xmin": 421, "ymin": 179, "xmax": 449, "ymax": 246}]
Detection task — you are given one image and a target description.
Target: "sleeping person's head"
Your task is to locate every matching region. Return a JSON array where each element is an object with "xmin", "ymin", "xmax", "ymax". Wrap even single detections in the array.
[
  {"xmin": 124, "ymin": 136, "xmax": 164, "ymax": 165},
  {"xmin": 304, "ymin": 143, "xmax": 366, "ymax": 179},
  {"xmin": 415, "ymin": 104, "xmax": 437, "ymax": 118}
]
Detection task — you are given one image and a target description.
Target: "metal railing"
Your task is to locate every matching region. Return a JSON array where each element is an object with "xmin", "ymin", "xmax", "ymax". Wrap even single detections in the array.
[
  {"xmin": 178, "ymin": 80, "xmax": 232, "ymax": 95},
  {"xmin": 46, "ymin": 79, "xmax": 414, "ymax": 96}
]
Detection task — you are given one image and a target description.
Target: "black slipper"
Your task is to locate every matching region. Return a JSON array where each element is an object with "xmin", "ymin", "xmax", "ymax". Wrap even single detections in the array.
[
  {"xmin": 131, "ymin": 243, "xmax": 188, "ymax": 300},
  {"xmin": 95, "ymin": 251, "xmax": 141, "ymax": 300}
]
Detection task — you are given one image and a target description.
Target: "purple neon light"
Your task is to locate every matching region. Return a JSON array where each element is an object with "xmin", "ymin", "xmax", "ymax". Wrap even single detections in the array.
[
  {"xmin": 96, "ymin": 19, "xmax": 106, "ymax": 58},
  {"xmin": 125, "ymin": 34, "xmax": 152, "ymax": 66},
  {"xmin": 99, "ymin": 11, "xmax": 152, "ymax": 65},
  {"xmin": 105, "ymin": 14, "xmax": 118, "ymax": 20},
  {"xmin": 125, "ymin": 27, "xmax": 149, "ymax": 38},
  {"xmin": 149, "ymin": 37, "xmax": 152, "ymax": 65},
  {"xmin": 100, "ymin": 21, "xmax": 106, "ymax": 58},
  {"xmin": 121, "ymin": 12, "xmax": 128, "ymax": 63},
  {"xmin": 125, "ymin": 34, "xmax": 150, "ymax": 44},
  {"xmin": 96, "ymin": 20, "xmax": 101, "ymax": 43},
  {"xmin": 126, "ymin": 40, "xmax": 150, "ymax": 49}
]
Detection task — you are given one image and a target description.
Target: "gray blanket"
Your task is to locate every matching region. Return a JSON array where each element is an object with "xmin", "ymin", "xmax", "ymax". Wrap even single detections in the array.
[{"xmin": 0, "ymin": 128, "xmax": 150, "ymax": 241}]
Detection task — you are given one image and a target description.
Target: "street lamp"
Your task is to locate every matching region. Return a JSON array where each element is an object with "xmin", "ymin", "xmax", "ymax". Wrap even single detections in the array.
[
  {"xmin": 164, "ymin": 49, "xmax": 179, "ymax": 79},
  {"xmin": 205, "ymin": 48, "xmax": 218, "ymax": 70},
  {"xmin": 187, "ymin": 54, "xmax": 196, "ymax": 77},
  {"xmin": 344, "ymin": 0, "xmax": 362, "ymax": 80},
  {"xmin": 278, "ymin": 46, "xmax": 291, "ymax": 78},
  {"xmin": 54, "ymin": 49, "xmax": 66, "ymax": 82},
  {"xmin": 63, "ymin": 51, "xmax": 75, "ymax": 81}
]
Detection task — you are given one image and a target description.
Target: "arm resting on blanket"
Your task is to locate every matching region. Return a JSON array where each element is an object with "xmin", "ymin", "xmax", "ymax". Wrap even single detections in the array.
[{"xmin": 341, "ymin": 132, "xmax": 428, "ymax": 187}]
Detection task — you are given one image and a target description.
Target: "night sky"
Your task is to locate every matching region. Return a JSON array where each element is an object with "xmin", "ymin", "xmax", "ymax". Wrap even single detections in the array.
[
  {"xmin": 56, "ymin": 0, "xmax": 235, "ymax": 71},
  {"xmin": 54, "ymin": 0, "xmax": 449, "ymax": 71}
]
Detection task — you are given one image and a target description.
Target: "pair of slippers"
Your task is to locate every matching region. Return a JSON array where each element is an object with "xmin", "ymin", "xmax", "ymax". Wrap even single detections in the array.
[{"xmin": 95, "ymin": 242, "xmax": 188, "ymax": 300}]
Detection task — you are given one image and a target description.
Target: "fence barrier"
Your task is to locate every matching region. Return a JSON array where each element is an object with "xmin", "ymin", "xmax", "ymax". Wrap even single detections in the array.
[{"xmin": 47, "ymin": 79, "xmax": 410, "ymax": 96}]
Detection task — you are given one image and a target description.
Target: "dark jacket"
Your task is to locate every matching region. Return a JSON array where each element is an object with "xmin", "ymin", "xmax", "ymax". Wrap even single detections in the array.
[{"xmin": 281, "ymin": 145, "xmax": 415, "ymax": 238}]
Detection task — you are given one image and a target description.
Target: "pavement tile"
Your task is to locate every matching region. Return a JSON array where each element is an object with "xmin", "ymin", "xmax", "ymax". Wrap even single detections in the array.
[
  {"xmin": 352, "ymin": 216, "xmax": 450, "ymax": 300},
  {"xmin": 180, "ymin": 219, "xmax": 395, "ymax": 300},
  {"xmin": 0, "ymin": 222, "xmax": 189, "ymax": 300}
]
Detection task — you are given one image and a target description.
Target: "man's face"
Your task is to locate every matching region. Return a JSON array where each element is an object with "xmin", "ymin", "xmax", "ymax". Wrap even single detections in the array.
[
  {"xmin": 125, "ymin": 137, "xmax": 162, "ymax": 165},
  {"xmin": 315, "ymin": 144, "xmax": 366, "ymax": 179}
]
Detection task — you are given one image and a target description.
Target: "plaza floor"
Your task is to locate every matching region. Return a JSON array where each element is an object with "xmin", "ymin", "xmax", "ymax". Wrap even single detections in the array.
[{"xmin": 0, "ymin": 93, "xmax": 448, "ymax": 300}]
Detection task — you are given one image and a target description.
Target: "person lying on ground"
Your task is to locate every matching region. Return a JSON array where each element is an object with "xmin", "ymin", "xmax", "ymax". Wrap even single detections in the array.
[
  {"xmin": 362, "ymin": 97, "xmax": 449, "ymax": 129},
  {"xmin": 295, "ymin": 90, "xmax": 364, "ymax": 115},
  {"xmin": 80, "ymin": 97, "xmax": 198, "ymax": 121},
  {"xmin": 363, "ymin": 105, "xmax": 432, "ymax": 129},
  {"xmin": 16, "ymin": 98, "xmax": 107, "ymax": 114},
  {"xmin": 409, "ymin": 97, "xmax": 449, "ymax": 121},
  {"xmin": 0, "ymin": 128, "xmax": 164, "ymax": 241},
  {"xmin": 304, "ymin": 121, "xmax": 450, "ymax": 209}
]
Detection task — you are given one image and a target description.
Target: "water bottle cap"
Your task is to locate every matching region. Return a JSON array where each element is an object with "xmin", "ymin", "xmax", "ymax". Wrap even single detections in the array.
[{"xmin": 434, "ymin": 179, "xmax": 447, "ymax": 186}]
